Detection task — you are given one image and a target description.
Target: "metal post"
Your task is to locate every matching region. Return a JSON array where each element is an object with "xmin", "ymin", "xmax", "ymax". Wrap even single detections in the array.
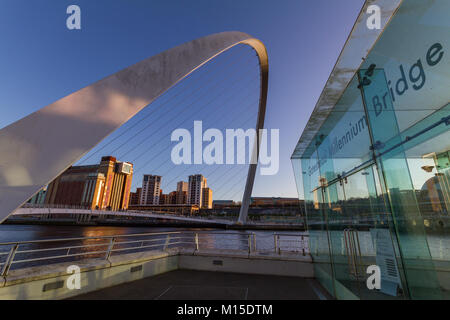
[
  {"xmin": 195, "ymin": 233, "xmax": 199, "ymax": 251},
  {"xmin": 301, "ymin": 235, "xmax": 305, "ymax": 256},
  {"xmin": 1, "ymin": 244, "xmax": 18, "ymax": 277},
  {"xmin": 247, "ymin": 234, "xmax": 252, "ymax": 253},
  {"xmin": 252, "ymin": 233, "xmax": 257, "ymax": 252},
  {"xmin": 274, "ymin": 234, "xmax": 278, "ymax": 253},
  {"xmin": 163, "ymin": 234, "xmax": 171, "ymax": 251},
  {"xmin": 105, "ymin": 237, "xmax": 116, "ymax": 260},
  {"xmin": 277, "ymin": 235, "xmax": 281, "ymax": 254}
]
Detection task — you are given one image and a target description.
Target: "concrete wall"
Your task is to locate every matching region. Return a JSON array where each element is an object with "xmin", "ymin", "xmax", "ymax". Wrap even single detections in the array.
[
  {"xmin": 0, "ymin": 251, "xmax": 178, "ymax": 300},
  {"xmin": 179, "ymin": 250, "xmax": 314, "ymax": 278}
]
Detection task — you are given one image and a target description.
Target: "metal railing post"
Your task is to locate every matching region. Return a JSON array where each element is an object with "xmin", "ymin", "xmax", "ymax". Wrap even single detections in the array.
[
  {"xmin": 1, "ymin": 244, "xmax": 19, "ymax": 277},
  {"xmin": 105, "ymin": 237, "xmax": 116, "ymax": 260},
  {"xmin": 277, "ymin": 235, "xmax": 280, "ymax": 254},
  {"xmin": 194, "ymin": 233, "xmax": 199, "ymax": 251},
  {"xmin": 274, "ymin": 234, "xmax": 278, "ymax": 253},
  {"xmin": 301, "ymin": 235, "xmax": 305, "ymax": 256},
  {"xmin": 247, "ymin": 234, "xmax": 252, "ymax": 253},
  {"xmin": 163, "ymin": 234, "xmax": 171, "ymax": 251},
  {"xmin": 252, "ymin": 233, "xmax": 257, "ymax": 252}
]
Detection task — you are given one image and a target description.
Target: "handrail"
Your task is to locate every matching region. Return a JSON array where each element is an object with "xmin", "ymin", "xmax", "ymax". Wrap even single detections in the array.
[{"xmin": 0, "ymin": 231, "xmax": 309, "ymax": 276}]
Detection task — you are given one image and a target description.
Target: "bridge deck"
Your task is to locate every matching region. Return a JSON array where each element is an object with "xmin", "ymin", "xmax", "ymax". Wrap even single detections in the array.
[{"xmin": 70, "ymin": 269, "xmax": 330, "ymax": 300}]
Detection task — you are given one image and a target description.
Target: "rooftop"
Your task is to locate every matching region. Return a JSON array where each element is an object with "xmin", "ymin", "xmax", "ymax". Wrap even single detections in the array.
[{"xmin": 291, "ymin": 0, "xmax": 401, "ymax": 159}]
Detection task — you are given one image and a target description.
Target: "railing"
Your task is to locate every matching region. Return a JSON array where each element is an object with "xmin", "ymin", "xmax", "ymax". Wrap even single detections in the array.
[
  {"xmin": 273, "ymin": 233, "xmax": 309, "ymax": 256},
  {"xmin": 343, "ymin": 228, "xmax": 363, "ymax": 279},
  {"xmin": 0, "ymin": 231, "xmax": 309, "ymax": 277}
]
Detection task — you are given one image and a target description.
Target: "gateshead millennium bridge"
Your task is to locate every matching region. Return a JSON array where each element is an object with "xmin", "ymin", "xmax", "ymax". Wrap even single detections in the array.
[{"xmin": 0, "ymin": 31, "xmax": 268, "ymax": 225}]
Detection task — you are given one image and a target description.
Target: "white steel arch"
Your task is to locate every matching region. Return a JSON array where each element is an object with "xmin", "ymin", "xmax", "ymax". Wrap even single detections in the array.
[{"xmin": 0, "ymin": 31, "xmax": 268, "ymax": 224}]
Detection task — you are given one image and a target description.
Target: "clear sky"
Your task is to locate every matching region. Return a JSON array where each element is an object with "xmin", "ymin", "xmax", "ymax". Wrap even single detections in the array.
[{"xmin": 0, "ymin": 0, "xmax": 365, "ymax": 200}]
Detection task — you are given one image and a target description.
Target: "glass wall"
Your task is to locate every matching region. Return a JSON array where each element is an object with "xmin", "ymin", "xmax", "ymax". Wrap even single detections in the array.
[{"xmin": 292, "ymin": 0, "xmax": 450, "ymax": 300}]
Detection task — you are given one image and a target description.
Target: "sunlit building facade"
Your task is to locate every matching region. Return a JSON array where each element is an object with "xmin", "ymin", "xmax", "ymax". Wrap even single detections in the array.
[
  {"xmin": 188, "ymin": 174, "xmax": 207, "ymax": 207},
  {"xmin": 45, "ymin": 156, "xmax": 133, "ymax": 211},
  {"xmin": 292, "ymin": 0, "xmax": 450, "ymax": 299},
  {"xmin": 176, "ymin": 181, "xmax": 188, "ymax": 204},
  {"xmin": 202, "ymin": 187, "xmax": 213, "ymax": 209},
  {"xmin": 140, "ymin": 175, "xmax": 161, "ymax": 205}
]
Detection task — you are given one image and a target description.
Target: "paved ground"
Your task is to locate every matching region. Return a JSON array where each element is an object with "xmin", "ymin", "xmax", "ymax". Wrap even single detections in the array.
[{"xmin": 71, "ymin": 270, "xmax": 331, "ymax": 300}]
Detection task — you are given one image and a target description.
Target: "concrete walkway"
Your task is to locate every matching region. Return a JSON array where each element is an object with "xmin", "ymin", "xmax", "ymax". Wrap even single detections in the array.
[{"xmin": 70, "ymin": 270, "xmax": 330, "ymax": 300}]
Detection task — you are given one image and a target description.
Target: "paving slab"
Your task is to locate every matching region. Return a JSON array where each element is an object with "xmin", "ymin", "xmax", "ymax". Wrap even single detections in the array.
[{"xmin": 70, "ymin": 269, "xmax": 331, "ymax": 300}]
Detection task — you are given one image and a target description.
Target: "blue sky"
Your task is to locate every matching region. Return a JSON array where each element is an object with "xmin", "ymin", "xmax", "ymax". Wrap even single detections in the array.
[{"xmin": 0, "ymin": 0, "xmax": 365, "ymax": 200}]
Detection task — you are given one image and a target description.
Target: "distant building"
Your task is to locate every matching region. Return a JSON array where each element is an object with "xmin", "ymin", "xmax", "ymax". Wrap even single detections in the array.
[
  {"xmin": 140, "ymin": 175, "xmax": 161, "ymax": 205},
  {"xmin": 159, "ymin": 190, "xmax": 167, "ymax": 205},
  {"xmin": 213, "ymin": 200, "xmax": 235, "ymax": 209},
  {"xmin": 159, "ymin": 190, "xmax": 177, "ymax": 205},
  {"xmin": 176, "ymin": 181, "xmax": 188, "ymax": 204},
  {"xmin": 28, "ymin": 187, "xmax": 47, "ymax": 205},
  {"xmin": 188, "ymin": 174, "xmax": 207, "ymax": 207},
  {"xmin": 129, "ymin": 188, "xmax": 141, "ymax": 206},
  {"xmin": 250, "ymin": 197, "xmax": 301, "ymax": 207},
  {"xmin": 168, "ymin": 191, "xmax": 177, "ymax": 205},
  {"xmin": 202, "ymin": 187, "xmax": 213, "ymax": 209},
  {"xmin": 45, "ymin": 156, "xmax": 133, "ymax": 210}
]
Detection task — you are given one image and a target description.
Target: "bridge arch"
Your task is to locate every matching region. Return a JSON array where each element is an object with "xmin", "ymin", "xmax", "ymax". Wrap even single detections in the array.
[{"xmin": 0, "ymin": 31, "xmax": 268, "ymax": 224}]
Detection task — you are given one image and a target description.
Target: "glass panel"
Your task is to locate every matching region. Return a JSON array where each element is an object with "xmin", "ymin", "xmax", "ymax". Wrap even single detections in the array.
[
  {"xmin": 292, "ymin": 154, "xmax": 335, "ymax": 296},
  {"xmin": 359, "ymin": 66, "xmax": 444, "ymax": 299},
  {"xmin": 291, "ymin": 0, "xmax": 450, "ymax": 300}
]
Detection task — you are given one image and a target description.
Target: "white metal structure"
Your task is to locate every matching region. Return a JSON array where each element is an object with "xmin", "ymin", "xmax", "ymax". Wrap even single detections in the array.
[{"xmin": 0, "ymin": 31, "xmax": 269, "ymax": 224}]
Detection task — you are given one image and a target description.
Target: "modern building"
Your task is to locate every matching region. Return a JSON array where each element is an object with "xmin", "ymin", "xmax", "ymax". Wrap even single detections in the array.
[
  {"xmin": 140, "ymin": 175, "xmax": 161, "ymax": 205},
  {"xmin": 129, "ymin": 187, "xmax": 142, "ymax": 206},
  {"xmin": 188, "ymin": 174, "xmax": 207, "ymax": 207},
  {"xmin": 45, "ymin": 156, "xmax": 133, "ymax": 210},
  {"xmin": 291, "ymin": 0, "xmax": 450, "ymax": 300},
  {"xmin": 202, "ymin": 187, "xmax": 213, "ymax": 209},
  {"xmin": 176, "ymin": 181, "xmax": 188, "ymax": 204}
]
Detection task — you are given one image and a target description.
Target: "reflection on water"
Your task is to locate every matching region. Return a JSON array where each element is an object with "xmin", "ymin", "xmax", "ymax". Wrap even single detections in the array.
[{"xmin": 0, "ymin": 225, "xmax": 182, "ymax": 243}]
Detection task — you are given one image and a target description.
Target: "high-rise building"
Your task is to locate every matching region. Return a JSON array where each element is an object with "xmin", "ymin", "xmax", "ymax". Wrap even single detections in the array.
[
  {"xmin": 176, "ymin": 181, "xmax": 188, "ymax": 204},
  {"xmin": 45, "ymin": 156, "xmax": 133, "ymax": 211},
  {"xmin": 140, "ymin": 175, "xmax": 161, "ymax": 205},
  {"xmin": 188, "ymin": 174, "xmax": 207, "ymax": 207},
  {"xmin": 202, "ymin": 187, "xmax": 213, "ymax": 209}
]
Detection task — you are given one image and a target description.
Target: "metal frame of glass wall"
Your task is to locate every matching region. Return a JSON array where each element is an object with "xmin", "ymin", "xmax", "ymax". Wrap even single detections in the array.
[{"xmin": 292, "ymin": 0, "xmax": 450, "ymax": 300}]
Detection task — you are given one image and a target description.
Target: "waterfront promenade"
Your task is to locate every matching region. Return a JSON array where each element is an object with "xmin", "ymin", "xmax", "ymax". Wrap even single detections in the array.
[{"xmin": 0, "ymin": 227, "xmax": 312, "ymax": 299}]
